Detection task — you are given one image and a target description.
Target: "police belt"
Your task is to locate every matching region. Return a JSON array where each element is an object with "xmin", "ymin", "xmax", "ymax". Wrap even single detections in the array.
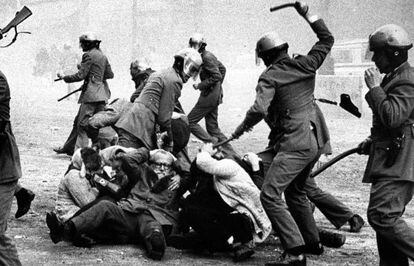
[{"xmin": 370, "ymin": 123, "xmax": 414, "ymax": 140}]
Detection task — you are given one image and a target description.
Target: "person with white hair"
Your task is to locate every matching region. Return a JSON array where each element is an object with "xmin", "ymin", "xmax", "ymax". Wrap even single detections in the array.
[
  {"xmin": 169, "ymin": 143, "xmax": 271, "ymax": 262},
  {"xmin": 46, "ymin": 149, "xmax": 185, "ymax": 261}
]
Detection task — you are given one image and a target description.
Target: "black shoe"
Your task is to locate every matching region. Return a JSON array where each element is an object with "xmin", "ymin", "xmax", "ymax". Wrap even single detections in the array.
[
  {"xmin": 46, "ymin": 212, "xmax": 63, "ymax": 244},
  {"xmin": 348, "ymin": 214, "xmax": 365, "ymax": 233},
  {"xmin": 146, "ymin": 229, "xmax": 166, "ymax": 260},
  {"xmin": 232, "ymin": 241, "xmax": 255, "ymax": 262},
  {"xmin": 15, "ymin": 188, "xmax": 35, "ymax": 218},
  {"xmin": 304, "ymin": 242, "xmax": 324, "ymax": 255},
  {"xmin": 53, "ymin": 147, "xmax": 73, "ymax": 156},
  {"xmin": 265, "ymin": 252, "xmax": 306, "ymax": 266},
  {"xmin": 319, "ymin": 229, "xmax": 346, "ymax": 248},
  {"xmin": 167, "ymin": 231, "xmax": 206, "ymax": 250},
  {"xmin": 73, "ymin": 234, "xmax": 96, "ymax": 248}
]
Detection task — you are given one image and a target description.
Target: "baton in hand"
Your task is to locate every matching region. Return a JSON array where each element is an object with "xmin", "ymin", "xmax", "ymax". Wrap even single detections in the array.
[{"xmin": 212, "ymin": 136, "xmax": 235, "ymax": 149}]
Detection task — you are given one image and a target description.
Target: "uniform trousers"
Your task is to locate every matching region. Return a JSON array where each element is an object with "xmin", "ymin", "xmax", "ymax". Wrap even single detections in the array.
[
  {"xmin": 367, "ymin": 180, "xmax": 414, "ymax": 266},
  {"xmin": 188, "ymin": 103, "xmax": 226, "ymax": 143},
  {"xmin": 260, "ymin": 131, "xmax": 321, "ymax": 251},
  {"xmin": 0, "ymin": 181, "xmax": 21, "ymax": 266},
  {"xmin": 258, "ymin": 147, "xmax": 353, "ymax": 230}
]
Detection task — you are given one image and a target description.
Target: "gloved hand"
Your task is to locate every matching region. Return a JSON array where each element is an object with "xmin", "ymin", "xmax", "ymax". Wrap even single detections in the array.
[
  {"xmin": 357, "ymin": 137, "xmax": 372, "ymax": 155},
  {"xmin": 294, "ymin": 1, "xmax": 309, "ymax": 17}
]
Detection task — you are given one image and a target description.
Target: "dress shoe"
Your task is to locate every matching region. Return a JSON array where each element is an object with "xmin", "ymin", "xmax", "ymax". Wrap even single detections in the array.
[
  {"xmin": 15, "ymin": 188, "xmax": 35, "ymax": 218},
  {"xmin": 232, "ymin": 241, "xmax": 255, "ymax": 262},
  {"xmin": 348, "ymin": 214, "xmax": 365, "ymax": 233},
  {"xmin": 319, "ymin": 229, "xmax": 346, "ymax": 248},
  {"xmin": 265, "ymin": 252, "xmax": 306, "ymax": 266},
  {"xmin": 304, "ymin": 242, "xmax": 324, "ymax": 255},
  {"xmin": 145, "ymin": 229, "xmax": 166, "ymax": 260},
  {"xmin": 53, "ymin": 147, "xmax": 73, "ymax": 156},
  {"xmin": 46, "ymin": 212, "xmax": 63, "ymax": 244}
]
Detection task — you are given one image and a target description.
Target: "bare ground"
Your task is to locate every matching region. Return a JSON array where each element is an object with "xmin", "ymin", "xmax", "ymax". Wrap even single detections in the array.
[{"xmin": 7, "ymin": 75, "xmax": 414, "ymax": 265}]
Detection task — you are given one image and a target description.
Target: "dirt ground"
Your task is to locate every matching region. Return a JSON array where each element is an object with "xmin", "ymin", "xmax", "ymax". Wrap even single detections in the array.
[{"xmin": 6, "ymin": 75, "xmax": 414, "ymax": 266}]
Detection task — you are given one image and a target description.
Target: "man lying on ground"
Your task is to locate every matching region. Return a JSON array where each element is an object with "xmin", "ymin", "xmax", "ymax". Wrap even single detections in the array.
[
  {"xmin": 168, "ymin": 143, "xmax": 272, "ymax": 262},
  {"xmin": 46, "ymin": 149, "xmax": 184, "ymax": 261}
]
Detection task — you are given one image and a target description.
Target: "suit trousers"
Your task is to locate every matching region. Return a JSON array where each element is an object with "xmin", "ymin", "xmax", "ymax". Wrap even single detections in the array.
[
  {"xmin": 258, "ymin": 149, "xmax": 353, "ymax": 229},
  {"xmin": 187, "ymin": 103, "xmax": 226, "ymax": 143},
  {"xmin": 0, "ymin": 181, "xmax": 21, "ymax": 266},
  {"xmin": 71, "ymin": 199, "xmax": 163, "ymax": 246},
  {"xmin": 260, "ymin": 132, "xmax": 321, "ymax": 251},
  {"xmin": 367, "ymin": 180, "xmax": 414, "ymax": 266}
]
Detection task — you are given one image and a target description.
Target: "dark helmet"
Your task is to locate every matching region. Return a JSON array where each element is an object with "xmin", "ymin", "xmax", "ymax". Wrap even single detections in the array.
[
  {"xmin": 255, "ymin": 31, "xmax": 288, "ymax": 65},
  {"xmin": 369, "ymin": 24, "xmax": 412, "ymax": 52}
]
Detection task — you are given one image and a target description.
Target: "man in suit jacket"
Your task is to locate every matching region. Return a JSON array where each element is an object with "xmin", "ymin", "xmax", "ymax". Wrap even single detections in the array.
[
  {"xmin": 54, "ymin": 32, "xmax": 114, "ymax": 154},
  {"xmin": 359, "ymin": 24, "xmax": 414, "ymax": 266},
  {"xmin": 231, "ymin": 3, "xmax": 333, "ymax": 265},
  {"xmin": 187, "ymin": 34, "xmax": 229, "ymax": 145},
  {"xmin": 0, "ymin": 70, "xmax": 22, "ymax": 266}
]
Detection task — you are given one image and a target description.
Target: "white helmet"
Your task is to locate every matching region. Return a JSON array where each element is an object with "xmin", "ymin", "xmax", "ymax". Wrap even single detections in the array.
[
  {"xmin": 174, "ymin": 48, "xmax": 202, "ymax": 80},
  {"xmin": 130, "ymin": 57, "xmax": 150, "ymax": 71}
]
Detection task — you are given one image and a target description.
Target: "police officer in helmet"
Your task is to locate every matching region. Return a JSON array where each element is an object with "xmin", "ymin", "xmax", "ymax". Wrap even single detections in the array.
[{"xmin": 359, "ymin": 24, "xmax": 414, "ymax": 265}]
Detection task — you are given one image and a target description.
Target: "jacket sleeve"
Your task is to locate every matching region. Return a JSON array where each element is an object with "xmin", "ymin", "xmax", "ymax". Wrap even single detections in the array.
[
  {"xmin": 196, "ymin": 151, "xmax": 239, "ymax": 178},
  {"xmin": 0, "ymin": 73, "xmax": 10, "ymax": 122},
  {"xmin": 365, "ymin": 80, "xmax": 414, "ymax": 128},
  {"xmin": 296, "ymin": 19, "xmax": 334, "ymax": 72},
  {"xmin": 218, "ymin": 59, "xmax": 226, "ymax": 82},
  {"xmin": 242, "ymin": 75, "xmax": 275, "ymax": 128},
  {"xmin": 63, "ymin": 53, "xmax": 92, "ymax": 83},
  {"xmin": 104, "ymin": 59, "xmax": 114, "ymax": 79},
  {"xmin": 157, "ymin": 79, "xmax": 175, "ymax": 139},
  {"xmin": 196, "ymin": 53, "xmax": 223, "ymax": 91}
]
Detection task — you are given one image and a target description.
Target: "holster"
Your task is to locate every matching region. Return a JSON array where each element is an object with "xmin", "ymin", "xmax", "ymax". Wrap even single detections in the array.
[{"xmin": 384, "ymin": 134, "xmax": 404, "ymax": 168}]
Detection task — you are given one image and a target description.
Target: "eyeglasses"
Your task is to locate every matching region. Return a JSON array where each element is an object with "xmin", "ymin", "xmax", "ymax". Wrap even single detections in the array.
[{"xmin": 152, "ymin": 162, "xmax": 172, "ymax": 168}]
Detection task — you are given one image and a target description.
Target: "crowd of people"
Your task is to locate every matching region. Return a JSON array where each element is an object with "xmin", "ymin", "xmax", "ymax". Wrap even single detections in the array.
[{"xmin": 1, "ymin": 1, "xmax": 414, "ymax": 265}]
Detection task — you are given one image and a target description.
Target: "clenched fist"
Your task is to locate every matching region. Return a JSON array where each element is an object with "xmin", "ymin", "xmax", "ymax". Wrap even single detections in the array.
[{"xmin": 364, "ymin": 67, "xmax": 381, "ymax": 90}]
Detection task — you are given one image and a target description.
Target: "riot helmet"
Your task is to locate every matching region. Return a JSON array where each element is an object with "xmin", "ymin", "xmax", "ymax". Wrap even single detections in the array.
[
  {"xmin": 174, "ymin": 48, "xmax": 202, "ymax": 82},
  {"xmin": 255, "ymin": 31, "xmax": 289, "ymax": 66}
]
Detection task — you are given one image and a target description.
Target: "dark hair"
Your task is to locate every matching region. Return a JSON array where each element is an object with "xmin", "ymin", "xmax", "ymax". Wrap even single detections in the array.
[{"xmin": 80, "ymin": 147, "xmax": 101, "ymax": 172}]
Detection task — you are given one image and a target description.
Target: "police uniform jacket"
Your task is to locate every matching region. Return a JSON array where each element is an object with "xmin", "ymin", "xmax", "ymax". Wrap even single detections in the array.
[
  {"xmin": 115, "ymin": 68, "xmax": 183, "ymax": 149},
  {"xmin": 242, "ymin": 19, "xmax": 334, "ymax": 152},
  {"xmin": 63, "ymin": 47, "xmax": 114, "ymax": 104},
  {"xmin": 363, "ymin": 62, "xmax": 414, "ymax": 183},
  {"xmin": 0, "ymin": 71, "xmax": 21, "ymax": 183},
  {"xmin": 194, "ymin": 50, "xmax": 226, "ymax": 107}
]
